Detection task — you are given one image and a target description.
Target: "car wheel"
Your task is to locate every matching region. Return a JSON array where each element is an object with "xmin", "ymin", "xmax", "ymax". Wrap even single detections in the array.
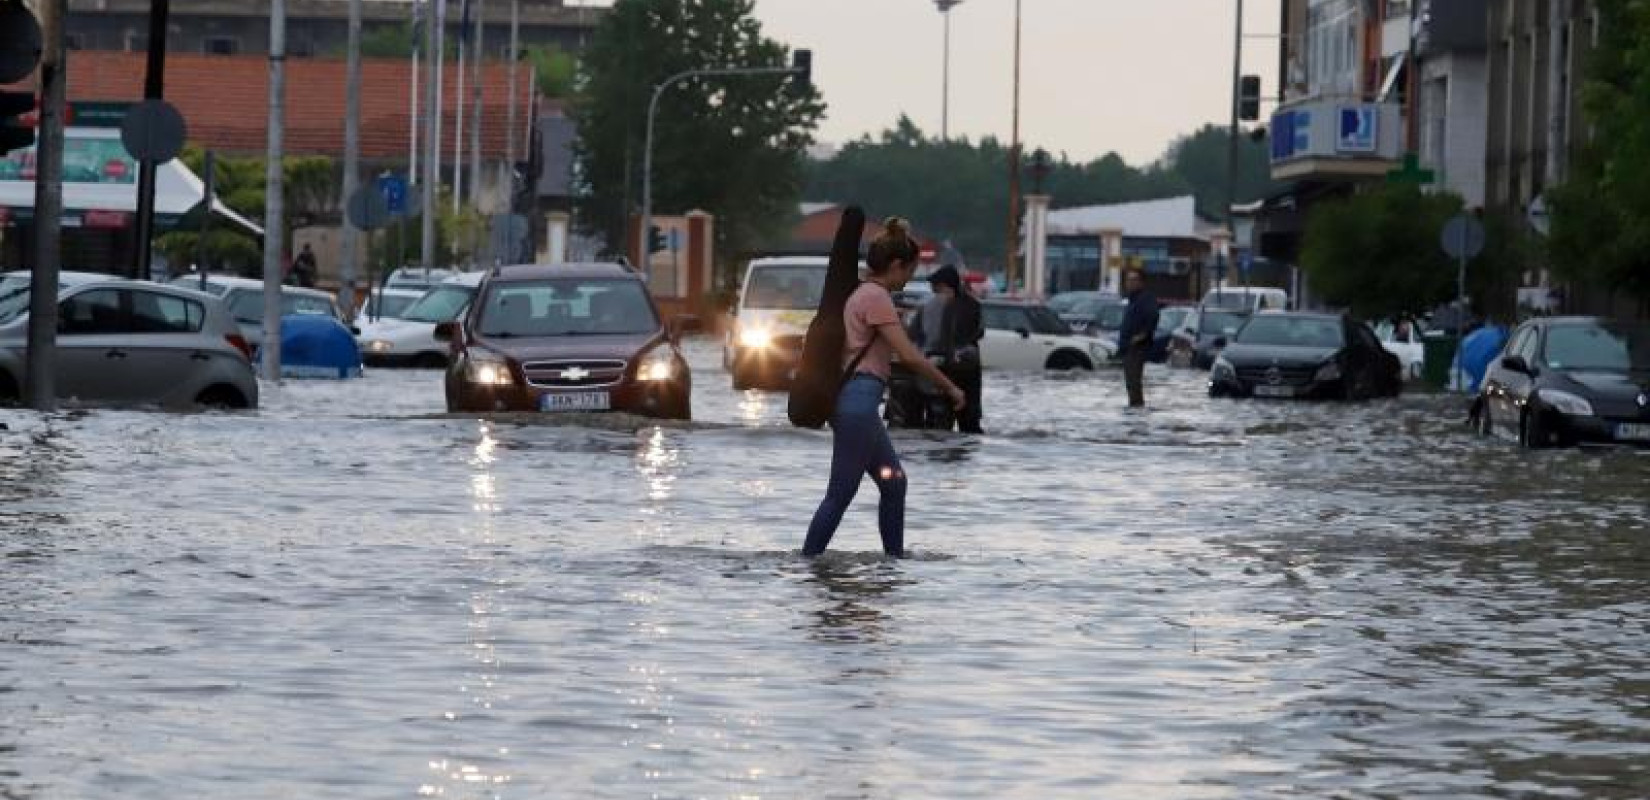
[
  {"xmin": 1045, "ymin": 351, "xmax": 1091, "ymax": 371},
  {"xmin": 194, "ymin": 385, "xmax": 249, "ymax": 410},
  {"xmin": 1520, "ymin": 405, "xmax": 1553, "ymax": 449},
  {"xmin": 0, "ymin": 371, "xmax": 17, "ymax": 406},
  {"xmin": 413, "ymin": 352, "xmax": 448, "ymax": 370},
  {"xmin": 1474, "ymin": 400, "xmax": 1493, "ymax": 437}
]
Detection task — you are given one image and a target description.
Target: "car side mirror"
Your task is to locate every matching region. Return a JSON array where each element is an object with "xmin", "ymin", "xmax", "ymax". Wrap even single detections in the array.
[
  {"xmin": 1501, "ymin": 354, "xmax": 1531, "ymax": 374},
  {"xmin": 1016, "ymin": 327, "xmax": 1031, "ymax": 339},
  {"xmin": 1212, "ymin": 336, "xmax": 1229, "ymax": 349},
  {"xmin": 433, "ymin": 321, "xmax": 458, "ymax": 343}
]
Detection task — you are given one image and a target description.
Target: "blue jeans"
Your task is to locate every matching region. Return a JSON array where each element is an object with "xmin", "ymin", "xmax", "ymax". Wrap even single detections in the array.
[{"xmin": 804, "ymin": 375, "xmax": 907, "ymax": 557}]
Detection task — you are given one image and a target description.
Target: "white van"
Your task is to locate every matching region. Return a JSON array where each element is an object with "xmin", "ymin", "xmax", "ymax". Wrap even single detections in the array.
[
  {"xmin": 1201, "ymin": 286, "xmax": 1289, "ymax": 313},
  {"xmin": 726, "ymin": 256, "xmax": 836, "ymax": 390}
]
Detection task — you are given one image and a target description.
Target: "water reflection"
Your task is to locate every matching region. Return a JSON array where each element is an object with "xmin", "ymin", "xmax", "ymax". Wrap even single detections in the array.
[{"xmin": 801, "ymin": 559, "xmax": 911, "ymax": 648}]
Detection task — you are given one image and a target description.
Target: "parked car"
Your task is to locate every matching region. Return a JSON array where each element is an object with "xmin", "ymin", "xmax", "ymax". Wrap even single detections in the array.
[
  {"xmin": 1209, "ymin": 311, "xmax": 1403, "ymax": 400},
  {"xmin": 1058, "ymin": 295, "xmax": 1129, "ymax": 338},
  {"xmin": 439, "ymin": 264, "xmax": 696, "ymax": 419},
  {"xmin": 0, "ymin": 270, "xmax": 112, "ymax": 319},
  {"xmin": 1374, "ymin": 318, "xmax": 1428, "ymax": 380},
  {"xmin": 0, "ymin": 278, "xmax": 258, "ymax": 409},
  {"xmin": 980, "ymin": 299, "xmax": 1114, "ymax": 370},
  {"xmin": 1201, "ymin": 286, "xmax": 1289, "ymax": 313},
  {"xmin": 1147, "ymin": 304, "xmax": 1194, "ymax": 364},
  {"xmin": 359, "ymin": 287, "xmax": 426, "ymax": 322},
  {"xmin": 1168, "ymin": 307, "xmax": 1250, "ymax": 369},
  {"xmin": 1474, "ymin": 316, "xmax": 1650, "ymax": 448},
  {"xmin": 169, "ymin": 275, "xmax": 344, "ymax": 350},
  {"xmin": 358, "ymin": 273, "xmax": 485, "ymax": 368},
  {"xmin": 383, "ymin": 267, "xmax": 463, "ymax": 292},
  {"xmin": 1047, "ymin": 291, "xmax": 1119, "ymax": 331}
]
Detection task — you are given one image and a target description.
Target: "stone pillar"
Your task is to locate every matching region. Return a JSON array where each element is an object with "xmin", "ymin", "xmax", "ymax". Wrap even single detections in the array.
[
  {"xmin": 1099, "ymin": 227, "xmax": 1124, "ymax": 294},
  {"xmin": 543, "ymin": 211, "xmax": 570, "ymax": 265},
  {"xmin": 1023, "ymin": 194, "xmax": 1051, "ymax": 299},
  {"xmin": 686, "ymin": 209, "xmax": 714, "ymax": 303},
  {"xmin": 1209, "ymin": 230, "xmax": 1232, "ymax": 294}
]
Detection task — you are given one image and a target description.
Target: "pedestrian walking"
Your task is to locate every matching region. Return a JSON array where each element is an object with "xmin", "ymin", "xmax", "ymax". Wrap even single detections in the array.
[
  {"xmin": 291, "ymin": 243, "xmax": 319, "ymax": 288},
  {"xmin": 804, "ymin": 218, "xmax": 966, "ymax": 558},
  {"xmin": 908, "ymin": 265, "xmax": 984, "ymax": 433},
  {"xmin": 1117, "ymin": 268, "xmax": 1159, "ymax": 408}
]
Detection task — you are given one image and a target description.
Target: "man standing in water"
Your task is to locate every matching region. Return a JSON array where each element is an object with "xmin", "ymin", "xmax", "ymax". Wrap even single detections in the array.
[{"xmin": 1116, "ymin": 268, "xmax": 1159, "ymax": 408}]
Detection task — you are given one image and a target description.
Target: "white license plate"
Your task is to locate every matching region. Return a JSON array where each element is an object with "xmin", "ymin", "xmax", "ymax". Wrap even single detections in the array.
[
  {"xmin": 540, "ymin": 392, "xmax": 610, "ymax": 412},
  {"xmin": 1616, "ymin": 423, "xmax": 1650, "ymax": 442},
  {"xmin": 1253, "ymin": 385, "xmax": 1296, "ymax": 398}
]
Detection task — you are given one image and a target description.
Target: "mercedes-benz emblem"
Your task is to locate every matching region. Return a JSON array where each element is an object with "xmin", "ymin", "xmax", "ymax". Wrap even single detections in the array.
[
  {"xmin": 1265, "ymin": 366, "xmax": 1283, "ymax": 386},
  {"xmin": 1639, "ymin": 393, "xmax": 1648, "ymax": 409},
  {"xmin": 561, "ymin": 367, "xmax": 591, "ymax": 382}
]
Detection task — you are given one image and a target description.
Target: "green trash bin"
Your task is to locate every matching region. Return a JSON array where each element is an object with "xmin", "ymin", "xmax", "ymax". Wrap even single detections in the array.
[{"xmin": 1422, "ymin": 335, "xmax": 1459, "ymax": 390}]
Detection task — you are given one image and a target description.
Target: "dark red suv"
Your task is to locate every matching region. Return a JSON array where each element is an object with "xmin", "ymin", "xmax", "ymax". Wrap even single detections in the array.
[{"xmin": 437, "ymin": 264, "xmax": 695, "ymax": 419}]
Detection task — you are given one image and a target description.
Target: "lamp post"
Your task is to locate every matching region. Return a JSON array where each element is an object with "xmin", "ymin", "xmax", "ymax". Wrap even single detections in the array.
[
  {"xmin": 1004, "ymin": 0, "xmax": 1022, "ymax": 293},
  {"xmin": 934, "ymin": 0, "xmax": 962, "ymax": 140}
]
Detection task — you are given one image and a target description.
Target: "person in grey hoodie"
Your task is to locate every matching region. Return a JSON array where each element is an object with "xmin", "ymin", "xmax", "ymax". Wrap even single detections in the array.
[{"xmin": 909, "ymin": 266, "xmax": 985, "ymax": 433}]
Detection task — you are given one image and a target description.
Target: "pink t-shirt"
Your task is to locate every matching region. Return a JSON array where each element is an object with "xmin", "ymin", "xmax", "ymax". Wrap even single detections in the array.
[{"xmin": 842, "ymin": 282, "xmax": 901, "ymax": 381}]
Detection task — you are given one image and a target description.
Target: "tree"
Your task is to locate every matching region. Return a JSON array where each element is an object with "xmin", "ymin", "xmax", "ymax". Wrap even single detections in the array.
[
  {"xmin": 525, "ymin": 45, "xmax": 576, "ymax": 99},
  {"xmin": 1548, "ymin": 0, "xmax": 1650, "ymax": 305},
  {"xmin": 1160, "ymin": 125, "xmax": 1277, "ymax": 218},
  {"xmin": 1300, "ymin": 185, "xmax": 1465, "ymax": 320},
  {"xmin": 572, "ymin": 0, "xmax": 825, "ymax": 276},
  {"xmin": 156, "ymin": 147, "xmax": 343, "ymax": 277}
]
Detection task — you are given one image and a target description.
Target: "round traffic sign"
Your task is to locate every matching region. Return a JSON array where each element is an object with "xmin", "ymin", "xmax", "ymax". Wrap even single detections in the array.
[
  {"xmin": 1441, "ymin": 214, "xmax": 1486, "ymax": 260},
  {"xmin": 120, "ymin": 99, "xmax": 187, "ymax": 162},
  {"xmin": 0, "ymin": 4, "xmax": 43, "ymax": 85},
  {"xmin": 346, "ymin": 185, "xmax": 391, "ymax": 231}
]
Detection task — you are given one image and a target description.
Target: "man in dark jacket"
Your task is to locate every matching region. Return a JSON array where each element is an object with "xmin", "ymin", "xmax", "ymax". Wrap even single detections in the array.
[
  {"xmin": 1116, "ymin": 268, "xmax": 1160, "ymax": 408},
  {"xmin": 909, "ymin": 265, "xmax": 986, "ymax": 433}
]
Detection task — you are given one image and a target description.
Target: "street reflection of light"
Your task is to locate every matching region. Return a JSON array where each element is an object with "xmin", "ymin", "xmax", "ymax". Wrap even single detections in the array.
[
  {"xmin": 738, "ymin": 391, "xmax": 768, "ymax": 424},
  {"xmin": 636, "ymin": 427, "xmax": 679, "ymax": 503}
]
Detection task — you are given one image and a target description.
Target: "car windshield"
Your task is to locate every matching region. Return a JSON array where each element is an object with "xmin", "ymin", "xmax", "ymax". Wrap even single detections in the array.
[
  {"xmin": 478, "ymin": 279, "xmax": 658, "ymax": 338},
  {"xmin": 400, "ymin": 286, "xmax": 476, "ymax": 323},
  {"xmin": 371, "ymin": 293, "xmax": 421, "ymax": 320},
  {"xmin": 1200, "ymin": 311, "xmax": 1248, "ymax": 337},
  {"xmin": 1236, "ymin": 315, "xmax": 1344, "ymax": 348},
  {"xmin": 1025, "ymin": 306, "xmax": 1072, "ymax": 335},
  {"xmin": 1203, "ymin": 291, "xmax": 1257, "ymax": 311},
  {"xmin": 1081, "ymin": 301, "xmax": 1127, "ymax": 329},
  {"xmin": 228, "ymin": 291, "xmax": 338, "ymax": 324},
  {"xmin": 1048, "ymin": 293, "xmax": 1105, "ymax": 315},
  {"xmin": 0, "ymin": 276, "xmax": 30, "ymax": 324},
  {"xmin": 1544, "ymin": 322, "xmax": 1650, "ymax": 372},
  {"xmin": 1158, "ymin": 307, "xmax": 1190, "ymax": 333},
  {"xmin": 745, "ymin": 265, "xmax": 825, "ymax": 311}
]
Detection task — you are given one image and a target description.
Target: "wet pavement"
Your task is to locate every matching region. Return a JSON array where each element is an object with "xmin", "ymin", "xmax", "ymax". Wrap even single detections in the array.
[{"xmin": 3, "ymin": 339, "xmax": 1648, "ymax": 799}]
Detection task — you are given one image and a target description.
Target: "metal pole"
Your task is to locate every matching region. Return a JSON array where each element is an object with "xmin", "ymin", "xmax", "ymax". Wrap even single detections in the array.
[
  {"xmin": 25, "ymin": 0, "xmax": 67, "ymax": 411},
  {"xmin": 1005, "ymin": 0, "xmax": 1021, "ymax": 292},
  {"xmin": 198, "ymin": 149, "xmax": 214, "ymax": 292},
  {"xmin": 1225, "ymin": 0, "xmax": 1244, "ymax": 244},
  {"xmin": 341, "ymin": 0, "xmax": 363, "ymax": 319},
  {"xmin": 262, "ymin": 0, "xmax": 287, "ymax": 382},
  {"xmin": 453, "ymin": 0, "xmax": 467, "ymax": 216},
  {"xmin": 421, "ymin": 0, "xmax": 443, "ymax": 271},
  {"xmin": 504, "ymin": 0, "xmax": 518, "ymax": 202},
  {"xmin": 469, "ymin": 0, "xmax": 484, "ymax": 209},
  {"xmin": 410, "ymin": 0, "xmax": 420, "ymax": 189},
  {"xmin": 940, "ymin": 2, "xmax": 954, "ymax": 140},
  {"xmin": 131, "ymin": 0, "xmax": 170, "ymax": 280}
]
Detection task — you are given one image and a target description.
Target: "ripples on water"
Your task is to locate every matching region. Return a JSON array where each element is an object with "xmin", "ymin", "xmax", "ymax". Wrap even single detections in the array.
[{"xmin": 2, "ymin": 341, "xmax": 1647, "ymax": 799}]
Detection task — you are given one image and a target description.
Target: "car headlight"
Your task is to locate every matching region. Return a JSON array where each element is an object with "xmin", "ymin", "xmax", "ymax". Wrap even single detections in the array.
[
  {"xmin": 739, "ymin": 328, "xmax": 773, "ymax": 349},
  {"xmin": 464, "ymin": 355, "xmax": 513, "ymax": 386},
  {"xmin": 1541, "ymin": 389, "xmax": 1594, "ymax": 416},
  {"xmin": 366, "ymin": 339, "xmax": 394, "ymax": 353},
  {"xmin": 1314, "ymin": 360, "xmax": 1342, "ymax": 382},
  {"xmin": 1211, "ymin": 357, "xmax": 1236, "ymax": 379},
  {"xmin": 638, "ymin": 349, "xmax": 678, "ymax": 382}
]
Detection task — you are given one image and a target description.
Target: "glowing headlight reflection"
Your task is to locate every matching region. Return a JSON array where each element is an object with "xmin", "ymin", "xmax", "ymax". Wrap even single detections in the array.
[
  {"xmin": 638, "ymin": 356, "xmax": 676, "ymax": 382},
  {"xmin": 366, "ymin": 339, "xmax": 394, "ymax": 353},
  {"xmin": 466, "ymin": 358, "xmax": 513, "ymax": 386},
  {"xmin": 739, "ymin": 328, "xmax": 774, "ymax": 349}
]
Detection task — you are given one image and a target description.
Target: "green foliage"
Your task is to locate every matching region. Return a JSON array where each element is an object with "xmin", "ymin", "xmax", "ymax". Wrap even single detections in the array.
[
  {"xmin": 356, "ymin": 22, "xmax": 417, "ymax": 59},
  {"xmin": 1300, "ymin": 185, "xmax": 1465, "ymax": 320},
  {"xmin": 156, "ymin": 146, "xmax": 343, "ymax": 276},
  {"xmin": 365, "ymin": 189, "xmax": 489, "ymax": 270},
  {"xmin": 525, "ymin": 46, "xmax": 577, "ymax": 99},
  {"xmin": 803, "ymin": 119, "xmax": 1275, "ymax": 267},
  {"xmin": 572, "ymin": 0, "xmax": 825, "ymax": 274},
  {"xmin": 1548, "ymin": 0, "xmax": 1650, "ymax": 304}
]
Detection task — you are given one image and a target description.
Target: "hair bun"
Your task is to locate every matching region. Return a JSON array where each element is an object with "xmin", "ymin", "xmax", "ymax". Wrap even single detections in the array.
[{"xmin": 882, "ymin": 216, "xmax": 911, "ymax": 240}]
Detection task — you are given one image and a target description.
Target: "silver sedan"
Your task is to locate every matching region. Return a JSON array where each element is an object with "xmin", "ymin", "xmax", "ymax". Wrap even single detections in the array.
[{"xmin": 0, "ymin": 278, "xmax": 259, "ymax": 409}]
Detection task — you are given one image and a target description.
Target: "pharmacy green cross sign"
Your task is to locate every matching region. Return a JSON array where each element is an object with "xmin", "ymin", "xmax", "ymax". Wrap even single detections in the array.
[{"xmin": 1387, "ymin": 152, "xmax": 1436, "ymax": 186}]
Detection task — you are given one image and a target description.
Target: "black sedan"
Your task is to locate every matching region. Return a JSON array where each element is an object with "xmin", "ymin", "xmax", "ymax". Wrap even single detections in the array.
[
  {"xmin": 1209, "ymin": 312, "xmax": 1403, "ymax": 400},
  {"xmin": 1474, "ymin": 316, "xmax": 1650, "ymax": 448}
]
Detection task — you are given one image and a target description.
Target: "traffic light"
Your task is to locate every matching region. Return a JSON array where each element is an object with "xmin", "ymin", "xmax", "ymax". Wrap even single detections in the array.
[
  {"xmin": 0, "ymin": 92, "xmax": 36, "ymax": 157},
  {"xmin": 647, "ymin": 225, "xmax": 666, "ymax": 254},
  {"xmin": 1239, "ymin": 75, "xmax": 1262, "ymax": 121},
  {"xmin": 791, "ymin": 49, "xmax": 812, "ymax": 93}
]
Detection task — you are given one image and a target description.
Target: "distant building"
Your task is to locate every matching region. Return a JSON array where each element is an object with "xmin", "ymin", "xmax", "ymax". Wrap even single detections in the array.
[
  {"xmin": 1039, "ymin": 196, "xmax": 1235, "ymax": 303},
  {"xmin": 64, "ymin": 0, "xmax": 602, "ymax": 59}
]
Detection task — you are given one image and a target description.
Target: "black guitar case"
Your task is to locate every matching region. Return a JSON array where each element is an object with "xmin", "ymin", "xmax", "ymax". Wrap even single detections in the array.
[{"xmin": 786, "ymin": 206, "xmax": 867, "ymax": 429}]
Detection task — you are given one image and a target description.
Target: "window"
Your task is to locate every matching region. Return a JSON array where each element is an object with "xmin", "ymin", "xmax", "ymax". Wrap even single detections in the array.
[
  {"xmin": 1510, "ymin": 327, "xmax": 1539, "ymax": 362},
  {"xmin": 402, "ymin": 287, "xmax": 477, "ymax": 323},
  {"xmin": 125, "ymin": 32, "xmax": 148, "ymax": 52},
  {"xmin": 478, "ymin": 279, "xmax": 658, "ymax": 338},
  {"xmin": 203, "ymin": 37, "xmax": 240, "ymax": 56},
  {"xmin": 983, "ymin": 306, "xmax": 1028, "ymax": 332},
  {"xmin": 130, "ymin": 291, "xmax": 204, "ymax": 333},
  {"xmin": 58, "ymin": 290, "xmax": 127, "ymax": 335},
  {"xmin": 744, "ymin": 266, "xmax": 826, "ymax": 311}
]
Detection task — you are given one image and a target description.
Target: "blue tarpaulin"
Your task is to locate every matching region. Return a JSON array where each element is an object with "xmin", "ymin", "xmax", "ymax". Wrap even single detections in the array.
[
  {"xmin": 1455, "ymin": 325, "xmax": 1508, "ymax": 393},
  {"xmin": 267, "ymin": 314, "xmax": 363, "ymax": 380}
]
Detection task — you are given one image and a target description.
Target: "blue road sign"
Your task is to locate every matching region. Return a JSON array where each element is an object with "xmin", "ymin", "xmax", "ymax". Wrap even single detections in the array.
[
  {"xmin": 378, "ymin": 174, "xmax": 409, "ymax": 216},
  {"xmin": 1238, "ymin": 251, "xmax": 1253, "ymax": 278},
  {"xmin": 667, "ymin": 229, "xmax": 682, "ymax": 253}
]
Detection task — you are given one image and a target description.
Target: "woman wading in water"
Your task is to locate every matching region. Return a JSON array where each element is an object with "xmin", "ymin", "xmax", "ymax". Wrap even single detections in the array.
[{"xmin": 803, "ymin": 218, "xmax": 966, "ymax": 558}]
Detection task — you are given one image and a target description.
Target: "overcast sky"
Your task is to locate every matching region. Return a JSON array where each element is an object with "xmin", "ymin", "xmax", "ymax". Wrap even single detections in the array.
[{"xmin": 742, "ymin": 0, "xmax": 1283, "ymax": 166}]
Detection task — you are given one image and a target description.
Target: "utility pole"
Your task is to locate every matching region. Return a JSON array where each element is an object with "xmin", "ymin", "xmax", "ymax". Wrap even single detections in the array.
[
  {"xmin": 420, "ymin": 0, "xmax": 444, "ymax": 271},
  {"xmin": 503, "ymin": 0, "xmax": 519, "ymax": 214},
  {"xmin": 453, "ymin": 0, "xmax": 467, "ymax": 215},
  {"xmin": 469, "ymin": 0, "xmax": 484, "ymax": 210},
  {"xmin": 130, "ymin": 0, "xmax": 169, "ymax": 280},
  {"xmin": 341, "ymin": 0, "xmax": 363, "ymax": 318},
  {"xmin": 409, "ymin": 0, "xmax": 421, "ymax": 195},
  {"xmin": 1005, "ymin": 0, "xmax": 1022, "ymax": 292},
  {"xmin": 1225, "ymin": 0, "xmax": 1244, "ymax": 250},
  {"xmin": 935, "ymin": 0, "xmax": 962, "ymax": 140},
  {"xmin": 262, "ymin": 0, "xmax": 287, "ymax": 381},
  {"xmin": 25, "ymin": 0, "xmax": 66, "ymax": 411}
]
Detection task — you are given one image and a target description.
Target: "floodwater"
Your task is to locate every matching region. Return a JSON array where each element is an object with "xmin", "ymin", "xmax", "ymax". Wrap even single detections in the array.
[{"xmin": 3, "ymin": 341, "xmax": 1648, "ymax": 799}]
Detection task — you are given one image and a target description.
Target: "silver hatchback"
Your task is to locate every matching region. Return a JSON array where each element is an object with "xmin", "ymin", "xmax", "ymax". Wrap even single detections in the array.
[{"xmin": 0, "ymin": 278, "xmax": 260, "ymax": 409}]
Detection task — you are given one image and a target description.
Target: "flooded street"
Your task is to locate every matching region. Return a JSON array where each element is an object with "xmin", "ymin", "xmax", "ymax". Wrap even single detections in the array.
[{"xmin": 3, "ymin": 340, "xmax": 1648, "ymax": 799}]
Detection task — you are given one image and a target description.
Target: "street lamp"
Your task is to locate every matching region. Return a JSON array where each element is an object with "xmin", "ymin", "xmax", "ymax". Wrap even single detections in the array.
[
  {"xmin": 1027, "ymin": 147, "xmax": 1052, "ymax": 194},
  {"xmin": 934, "ymin": 0, "xmax": 962, "ymax": 140}
]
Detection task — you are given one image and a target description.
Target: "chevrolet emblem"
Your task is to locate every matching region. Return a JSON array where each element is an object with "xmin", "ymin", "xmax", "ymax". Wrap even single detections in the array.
[{"xmin": 561, "ymin": 367, "xmax": 591, "ymax": 382}]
